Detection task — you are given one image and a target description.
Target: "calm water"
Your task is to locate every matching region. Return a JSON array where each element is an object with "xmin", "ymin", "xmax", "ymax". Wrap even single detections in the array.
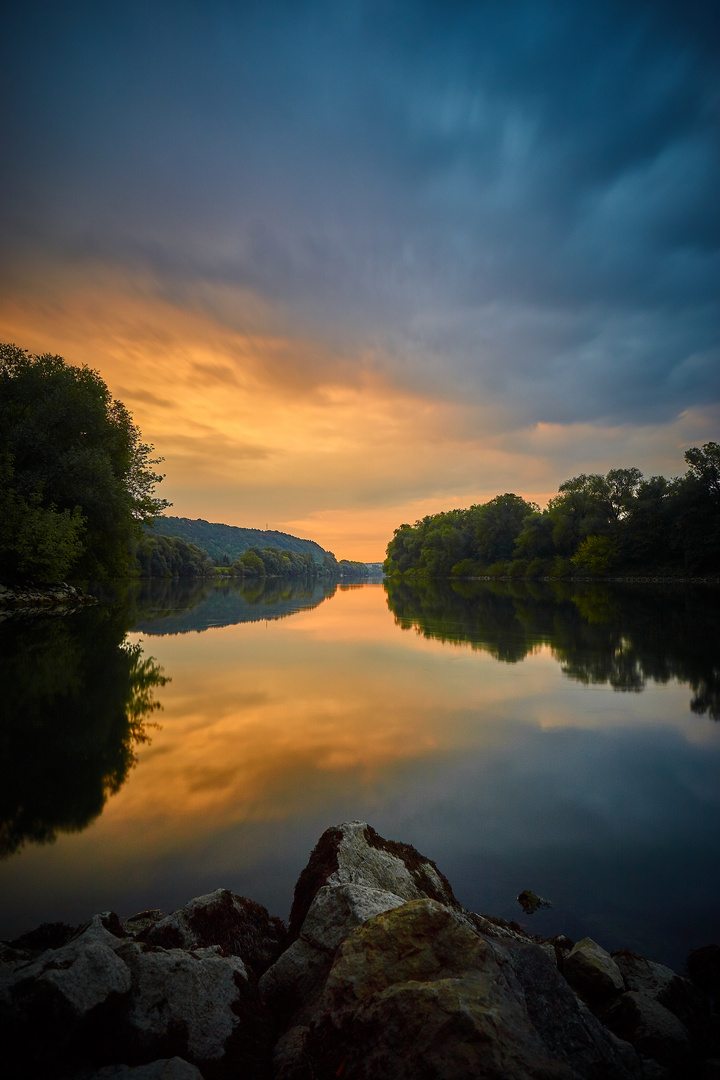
[{"xmin": 1, "ymin": 577, "xmax": 719, "ymax": 971}]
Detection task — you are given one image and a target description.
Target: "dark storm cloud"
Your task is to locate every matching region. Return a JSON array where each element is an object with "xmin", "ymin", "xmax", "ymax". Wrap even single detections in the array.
[{"xmin": 2, "ymin": 0, "xmax": 718, "ymax": 424}]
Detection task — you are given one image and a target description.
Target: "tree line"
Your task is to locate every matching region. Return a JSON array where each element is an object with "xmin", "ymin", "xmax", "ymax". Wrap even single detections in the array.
[
  {"xmin": 383, "ymin": 447, "xmax": 720, "ymax": 580},
  {"xmin": 134, "ymin": 536, "xmax": 360, "ymax": 581},
  {"xmin": 0, "ymin": 343, "xmax": 369, "ymax": 585}
]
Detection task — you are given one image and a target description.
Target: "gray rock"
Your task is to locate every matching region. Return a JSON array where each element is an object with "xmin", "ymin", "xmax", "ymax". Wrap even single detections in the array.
[
  {"xmin": 117, "ymin": 941, "xmax": 249, "ymax": 1060},
  {"xmin": 614, "ymin": 950, "xmax": 707, "ymax": 1027},
  {"xmin": 0, "ymin": 916, "xmax": 132, "ymax": 1075},
  {"xmin": 122, "ymin": 910, "xmax": 167, "ymax": 938},
  {"xmin": 614, "ymin": 953, "xmax": 677, "ymax": 999},
  {"xmin": 280, "ymin": 898, "xmax": 640, "ymax": 1080},
  {"xmin": 140, "ymin": 888, "xmax": 286, "ymax": 980},
  {"xmin": 287, "ymin": 821, "xmax": 458, "ymax": 940},
  {"xmin": 1, "ymin": 904, "xmax": 274, "ymax": 1079},
  {"xmin": 259, "ymin": 883, "xmax": 406, "ymax": 1025},
  {"xmin": 604, "ymin": 990, "xmax": 690, "ymax": 1067},
  {"xmin": 108, "ymin": 937, "xmax": 272, "ymax": 1078},
  {"xmin": 564, "ymin": 935, "xmax": 625, "ymax": 1005}
]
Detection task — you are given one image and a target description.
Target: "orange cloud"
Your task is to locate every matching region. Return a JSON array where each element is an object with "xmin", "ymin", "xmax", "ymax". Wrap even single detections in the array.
[{"xmin": 1, "ymin": 259, "xmax": 713, "ymax": 559}]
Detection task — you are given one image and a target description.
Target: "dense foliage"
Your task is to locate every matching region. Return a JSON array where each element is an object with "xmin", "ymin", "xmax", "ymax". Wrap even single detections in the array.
[
  {"xmin": 338, "ymin": 559, "xmax": 370, "ymax": 580},
  {"xmin": 145, "ymin": 516, "xmax": 333, "ymax": 565},
  {"xmin": 384, "ymin": 447, "xmax": 720, "ymax": 579},
  {"xmin": 133, "ymin": 535, "xmax": 340, "ymax": 581},
  {"xmin": 134, "ymin": 534, "xmax": 216, "ymax": 578},
  {"xmin": 230, "ymin": 545, "xmax": 339, "ymax": 579},
  {"xmin": 0, "ymin": 343, "xmax": 169, "ymax": 582}
]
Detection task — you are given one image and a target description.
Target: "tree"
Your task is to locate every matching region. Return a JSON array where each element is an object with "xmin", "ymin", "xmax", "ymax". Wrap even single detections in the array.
[
  {"xmin": 670, "ymin": 443, "xmax": 720, "ymax": 570},
  {"xmin": 572, "ymin": 535, "xmax": 619, "ymax": 575},
  {"xmin": 475, "ymin": 494, "xmax": 538, "ymax": 563},
  {"xmin": 0, "ymin": 343, "xmax": 170, "ymax": 580},
  {"xmin": 513, "ymin": 511, "xmax": 556, "ymax": 561},
  {"xmin": 684, "ymin": 442, "xmax": 720, "ymax": 495}
]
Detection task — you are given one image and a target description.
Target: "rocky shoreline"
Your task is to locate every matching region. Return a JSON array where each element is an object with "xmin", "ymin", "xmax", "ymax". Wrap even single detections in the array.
[
  {"xmin": 1, "ymin": 822, "xmax": 718, "ymax": 1080},
  {"xmin": 0, "ymin": 582, "xmax": 97, "ymax": 618}
]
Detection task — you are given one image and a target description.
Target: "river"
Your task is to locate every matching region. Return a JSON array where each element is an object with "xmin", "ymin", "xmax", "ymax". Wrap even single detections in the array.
[{"xmin": 1, "ymin": 577, "xmax": 718, "ymax": 971}]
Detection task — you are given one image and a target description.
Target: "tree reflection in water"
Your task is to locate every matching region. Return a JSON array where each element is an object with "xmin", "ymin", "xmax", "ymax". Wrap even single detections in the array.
[
  {"xmin": 384, "ymin": 578, "xmax": 720, "ymax": 719},
  {"xmin": 0, "ymin": 607, "xmax": 168, "ymax": 858}
]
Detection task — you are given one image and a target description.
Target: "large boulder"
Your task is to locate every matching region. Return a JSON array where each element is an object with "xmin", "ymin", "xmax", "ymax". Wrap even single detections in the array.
[
  {"xmin": 0, "ymin": 913, "xmax": 133, "ymax": 1075},
  {"xmin": 259, "ymin": 883, "xmax": 407, "ymax": 1025},
  {"xmin": 130, "ymin": 889, "xmax": 286, "ymax": 981},
  {"xmin": 111, "ymin": 939, "xmax": 269, "ymax": 1079},
  {"xmin": 564, "ymin": 936, "xmax": 625, "ymax": 1007},
  {"xmin": 603, "ymin": 990, "xmax": 690, "ymax": 1068},
  {"xmin": 275, "ymin": 898, "xmax": 640, "ymax": 1080},
  {"xmin": 614, "ymin": 950, "xmax": 708, "ymax": 1031},
  {"xmin": 263, "ymin": 820, "xmax": 471, "ymax": 1049},
  {"xmin": 287, "ymin": 820, "xmax": 459, "ymax": 940}
]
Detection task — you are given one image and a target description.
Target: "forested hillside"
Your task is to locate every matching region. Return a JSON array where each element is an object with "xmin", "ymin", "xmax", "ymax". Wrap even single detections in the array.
[
  {"xmin": 145, "ymin": 516, "xmax": 333, "ymax": 565},
  {"xmin": 384, "ymin": 444, "xmax": 720, "ymax": 579}
]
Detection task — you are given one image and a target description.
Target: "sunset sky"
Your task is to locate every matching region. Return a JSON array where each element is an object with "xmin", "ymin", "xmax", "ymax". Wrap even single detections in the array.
[{"xmin": 2, "ymin": 1, "xmax": 718, "ymax": 559}]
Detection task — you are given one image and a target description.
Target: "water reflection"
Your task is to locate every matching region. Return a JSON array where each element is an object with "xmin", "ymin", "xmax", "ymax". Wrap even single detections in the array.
[
  {"xmin": 0, "ymin": 607, "xmax": 168, "ymax": 858},
  {"xmin": 0, "ymin": 580, "xmax": 718, "ymax": 971},
  {"xmin": 385, "ymin": 578, "xmax": 720, "ymax": 718},
  {"xmin": 99, "ymin": 577, "xmax": 337, "ymax": 635}
]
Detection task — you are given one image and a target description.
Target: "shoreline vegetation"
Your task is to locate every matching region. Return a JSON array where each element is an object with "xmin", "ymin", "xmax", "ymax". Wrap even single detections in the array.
[
  {"xmin": 383, "ymin": 446, "xmax": 720, "ymax": 583},
  {"xmin": 2, "ymin": 343, "xmax": 717, "ymax": 593}
]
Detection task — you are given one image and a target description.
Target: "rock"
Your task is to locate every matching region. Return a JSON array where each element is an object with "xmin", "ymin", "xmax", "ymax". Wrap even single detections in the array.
[
  {"xmin": 138, "ymin": 889, "xmax": 286, "ymax": 980},
  {"xmin": 614, "ymin": 952, "xmax": 677, "ymax": 999},
  {"xmin": 113, "ymin": 940, "xmax": 269, "ymax": 1078},
  {"xmin": 564, "ymin": 935, "xmax": 625, "ymax": 1005},
  {"xmin": 3, "ymin": 824, "xmax": 717, "ymax": 1080},
  {"xmin": 278, "ymin": 898, "xmax": 640, "ymax": 1080},
  {"xmin": 287, "ymin": 820, "xmax": 458, "ymax": 940},
  {"xmin": 8, "ymin": 920, "xmax": 79, "ymax": 954},
  {"xmin": 1, "ymin": 904, "xmax": 275, "ymax": 1080},
  {"xmin": 88, "ymin": 1059, "xmax": 203, "ymax": 1079},
  {"xmin": 604, "ymin": 990, "xmax": 691, "ymax": 1067},
  {"xmin": 263, "ymin": 820, "xmax": 465, "ymax": 1039},
  {"xmin": 0, "ymin": 915, "xmax": 132, "ymax": 1075},
  {"xmin": 517, "ymin": 888, "xmax": 551, "ymax": 914},
  {"xmin": 259, "ymin": 883, "xmax": 406, "ymax": 1025},
  {"xmin": 122, "ymin": 910, "xmax": 167, "ymax": 938},
  {"xmin": 614, "ymin": 950, "xmax": 708, "ymax": 1029}
]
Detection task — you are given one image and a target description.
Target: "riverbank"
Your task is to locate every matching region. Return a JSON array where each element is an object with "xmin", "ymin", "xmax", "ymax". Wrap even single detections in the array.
[
  {"xmin": 1, "ymin": 822, "xmax": 717, "ymax": 1079},
  {"xmin": 390, "ymin": 571, "xmax": 720, "ymax": 585},
  {"xmin": 0, "ymin": 582, "xmax": 97, "ymax": 618}
]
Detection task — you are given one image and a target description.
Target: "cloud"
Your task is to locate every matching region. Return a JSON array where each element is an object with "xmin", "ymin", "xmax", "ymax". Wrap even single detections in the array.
[
  {"xmin": 1, "ymin": 1, "xmax": 718, "ymax": 554},
  {"xmin": 116, "ymin": 386, "xmax": 175, "ymax": 409}
]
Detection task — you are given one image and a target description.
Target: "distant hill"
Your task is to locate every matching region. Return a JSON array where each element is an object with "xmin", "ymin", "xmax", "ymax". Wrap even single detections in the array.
[{"xmin": 145, "ymin": 516, "xmax": 334, "ymax": 565}]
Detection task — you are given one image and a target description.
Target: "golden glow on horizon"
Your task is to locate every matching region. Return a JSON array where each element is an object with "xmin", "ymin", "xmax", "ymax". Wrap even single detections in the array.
[{"xmin": 0, "ymin": 263, "xmax": 710, "ymax": 559}]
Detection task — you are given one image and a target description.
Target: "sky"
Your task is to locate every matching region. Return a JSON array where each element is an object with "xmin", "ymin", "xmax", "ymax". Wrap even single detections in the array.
[{"xmin": 1, "ymin": 0, "xmax": 719, "ymax": 559}]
